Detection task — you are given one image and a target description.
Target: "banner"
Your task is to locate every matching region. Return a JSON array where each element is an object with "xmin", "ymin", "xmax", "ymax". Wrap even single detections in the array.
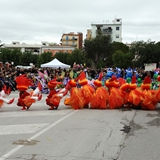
[{"xmin": 144, "ymin": 63, "xmax": 156, "ymax": 71}]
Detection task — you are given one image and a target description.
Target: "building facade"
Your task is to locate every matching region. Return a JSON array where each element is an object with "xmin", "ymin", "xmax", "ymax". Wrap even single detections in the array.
[
  {"xmin": 87, "ymin": 18, "xmax": 122, "ymax": 42},
  {"xmin": 42, "ymin": 45, "xmax": 75, "ymax": 56},
  {"xmin": 4, "ymin": 41, "xmax": 42, "ymax": 54},
  {"xmin": 3, "ymin": 41, "xmax": 75, "ymax": 56},
  {"xmin": 61, "ymin": 32, "xmax": 83, "ymax": 49}
]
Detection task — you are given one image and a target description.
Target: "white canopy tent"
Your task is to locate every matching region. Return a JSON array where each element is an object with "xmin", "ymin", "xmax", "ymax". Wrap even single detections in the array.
[{"xmin": 40, "ymin": 58, "xmax": 71, "ymax": 69}]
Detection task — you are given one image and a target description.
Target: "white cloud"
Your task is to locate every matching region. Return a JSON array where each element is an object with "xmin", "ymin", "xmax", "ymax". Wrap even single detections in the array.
[{"xmin": 0, "ymin": 0, "xmax": 160, "ymax": 44}]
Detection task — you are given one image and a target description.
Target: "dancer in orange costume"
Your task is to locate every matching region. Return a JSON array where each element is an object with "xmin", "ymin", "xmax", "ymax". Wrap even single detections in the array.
[
  {"xmin": 127, "ymin": 76, "xmax": 144, "ymax": 108},
  {"xmin": 16, "ymin": 74, "xmax": 42, "ymax": 110},
  {"xmin": 89, "ymin": 72, "xmax": 109, "ymax": 109},
  {"xmin": 140, "ymin": 75, "xmax": 157, "ymax": 110},
  {"xmin": 76, "ymin": 71, "xmax": 95, "ymax": 108},
  {"xmin": 120, "ymin": 76, "xmax": 139, "ymax": 108},
  {"xmin": 64, "ymin": 79, "xmax": 84, "ymax": 110},
  {"xmin": 0, "ymin": 84, "xmax": 14, "ymax": 111},
  {"xmin": 105, "ymin": 75, "xmax": 124, "ymax": 109},
  {"xmin": 46, "ymin": 79, "xmax": 67, "ymax": 110}
]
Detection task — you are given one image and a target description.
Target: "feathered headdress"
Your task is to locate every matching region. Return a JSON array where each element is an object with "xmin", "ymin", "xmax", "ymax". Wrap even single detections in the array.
[
  {"xmin": 16, "ymin": 74, "xmax": 33, "ymax": 91},
  {"xmin": 141, "ymin": 75, "xmax": 152, "ymax": 90},
  {"xmin": 77, "ymin": 71, "xmax": 88, "ymax": 86},
  {"xmin": 94, "ymin": 72, "xmax": 103, "ymax": 87},
  {"xmin": 130, "ymin": 75, "xmax": 137, "ymax": 90}
]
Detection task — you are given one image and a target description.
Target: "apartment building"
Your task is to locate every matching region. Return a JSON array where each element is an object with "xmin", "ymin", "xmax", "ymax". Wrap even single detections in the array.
[
  {"xmin": 4, "ymin": 41, "xmax": 42, "ymax": 54},
  {"xmin": 87, "ymin": 18, "xmax": 122, "ymax": 42},
  {"xmin": 41, "ymin": 43, "xmax": 75, "ymax": 56},
  {"xmin": 60, "ymin": 32, "xmax": 83, "ymax": 49},
  {"xmin": 3, "ymin": 41, "xmax": 75, "ymax": 56}
]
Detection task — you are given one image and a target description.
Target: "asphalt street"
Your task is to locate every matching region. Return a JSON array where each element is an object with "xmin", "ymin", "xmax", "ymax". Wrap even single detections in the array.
[{"xmin": 0, "ymin": 91, "xmax": 160, "ymax": 160}]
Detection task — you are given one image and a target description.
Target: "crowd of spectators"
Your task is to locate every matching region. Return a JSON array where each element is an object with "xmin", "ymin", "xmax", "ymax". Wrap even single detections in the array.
[{"xmin": 0, "ymin": 64, "xmax": 158, "ymax": 92}]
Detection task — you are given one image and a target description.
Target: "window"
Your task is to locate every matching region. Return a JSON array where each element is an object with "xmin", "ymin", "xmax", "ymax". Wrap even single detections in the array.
[
  {"xmin": 116, "ymin": 27, "xmax": 119, "ymax": 30},
  {"xmin": 116, "ymin": 34, "xmax": 119, "ymax": 38},
  {"xmin": 66, "ymin": 36, "xmax": 68, "ymax": 40},
  {"xmin": 66, "ymin": 41, "xmax": 68, "ymax": 45}
]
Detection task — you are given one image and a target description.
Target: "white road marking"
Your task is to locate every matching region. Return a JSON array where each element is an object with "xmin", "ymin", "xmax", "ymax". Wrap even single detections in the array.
[
  {"xmin": 0, "ymin": 110, "xmax": 70, "ymax": 117},
  {"xmin": 0, "ymin": 110, "xmax": 78, "ymax": 160},
  {"xmin": 0, "ymin": 123, "xmax": 49, "ymax": 135}
]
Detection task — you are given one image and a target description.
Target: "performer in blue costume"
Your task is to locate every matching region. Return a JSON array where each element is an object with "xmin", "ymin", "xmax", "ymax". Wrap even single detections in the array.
[
  {"xmin": 125, "ymin": 67, "xmax": 133, "ymax": 79},
  {"xmin": 106, "ymin": 68, "xmax": 113, "ymax": 79}
]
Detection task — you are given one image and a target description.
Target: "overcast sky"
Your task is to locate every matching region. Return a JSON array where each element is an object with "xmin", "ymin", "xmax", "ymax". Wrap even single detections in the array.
[{"xmin": 0, "ymin": 0, "xmax": 159, "ymax": 45}]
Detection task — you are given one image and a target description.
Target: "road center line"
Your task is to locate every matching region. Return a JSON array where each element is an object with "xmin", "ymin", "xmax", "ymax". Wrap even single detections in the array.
[{"xmin": 0, "ymin": 110, "xmax": 78, "ymax": 160}]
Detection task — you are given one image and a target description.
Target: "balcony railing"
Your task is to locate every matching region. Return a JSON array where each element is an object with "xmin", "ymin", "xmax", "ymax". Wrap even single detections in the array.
[{"xmin": 101, "ymin": 29, "xmax": 112, "ymax": 34}]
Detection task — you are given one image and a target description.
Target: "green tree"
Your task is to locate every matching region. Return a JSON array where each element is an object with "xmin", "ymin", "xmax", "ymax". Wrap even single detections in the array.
[
  {"xmin": 130, "ymin": 40, "xmax": 160, "ymax": 68},
  {"xmin": 21, "ymin": 51, "xmax": 34, "ymax": 66},
  {"xmin": 31, "ymin": 54, "xmax": 39, "ymax": 66},
  {"xmin": 70, "ymin": 49, "xmax": 86, "ymax": 66},
  {"xmin": 53, "ymin": 51, "xmax": 69, "ymax": 64},
  {"xmin": 53, "ymin": 49, "xmax": 86, "ymax": 67},
  {"xmin": 83, "ymin": 34, "xmax": 111, "ymax": 70},
  {"xmin": 37, "ymin": 52, "xmax": 52, "ymax": 67},
  {"xmin": 0, "ymin": 48, "xmax": 22, "ymax": 65},
  {"xmin": 111, "ymin": 42, "xmax": 129, "ymax": 54},
  {"xmin": 112, "ymin": 50, "xmax": 133, "ymax": 68},
  {"xmin": 11, "ymin": 49, "xmax": 23, "ymax": 65}
]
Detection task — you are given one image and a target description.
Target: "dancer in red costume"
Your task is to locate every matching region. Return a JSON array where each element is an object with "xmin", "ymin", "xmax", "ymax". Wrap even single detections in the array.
[
  {"xmin": 64, "ymin": 79, "xmax": 84, "ymax": 109},
  {"xmin": 16, "ymin": 74, "xmax": 42, "ymax": 110},
  {"xmin": 89, "ymin": 72, "xmax": 109, "ymax": 109},
  {"xmin": 46, "ymin": 78, "xmax": 67, "ymax": 110},
  {"xmin": 0, "ymin": 84, "xmax": 14, "ymax": 111}
]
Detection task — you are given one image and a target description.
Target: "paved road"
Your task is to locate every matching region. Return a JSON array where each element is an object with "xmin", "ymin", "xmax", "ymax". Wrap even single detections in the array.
[{"xmin": 0, "ymin": 91, "xmax": 160, "ymax": 160}]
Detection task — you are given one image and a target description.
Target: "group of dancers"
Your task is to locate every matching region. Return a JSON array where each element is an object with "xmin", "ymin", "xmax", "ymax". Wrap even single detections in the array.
[{"xmin": 1, "ymin": 70, "xmax": 160, "ymax": 111}]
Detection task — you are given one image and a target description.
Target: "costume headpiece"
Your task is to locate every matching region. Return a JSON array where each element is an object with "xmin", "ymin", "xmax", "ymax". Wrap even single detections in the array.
[
  {"xmin": 77, "ymin": 71, "xmax": 88, "ymax": 86},
  {"xmin": 120, "ymin": 76, "xmax": 137, "ymax": 91},
  {"xmin": 105, "ymin": 75, "xmax": 119, "ymax": 88},
  {"xmin": 68, "ymin": 79, "xmax": 77, "ymax": 87},
  {"xmin": 141, "ymin": 75, "xmax": 152, "ymax": 90},
  {"xmin": 130, "ymin": 75, "xmax": 137, "ymax": 90},
  {"xmin": 16, "ymin": 74, "xmax": 33, "ymax": 91},
  {"xmin": 94, "ymin": 72, "xmax": 103, "ymax": 87},
  {"xmin": 48, "ymin": 78, "xmax": 62, "ymax": 89}
]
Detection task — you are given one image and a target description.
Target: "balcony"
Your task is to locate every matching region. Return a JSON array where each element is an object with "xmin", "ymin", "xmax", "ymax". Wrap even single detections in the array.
[
  {"xmin": 70, "ymin": 38, "xmax": 77, "ymax": 41},
  {"xmin": 101, "ymin": 28, "xmax": 112, "ymax": 34}
]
